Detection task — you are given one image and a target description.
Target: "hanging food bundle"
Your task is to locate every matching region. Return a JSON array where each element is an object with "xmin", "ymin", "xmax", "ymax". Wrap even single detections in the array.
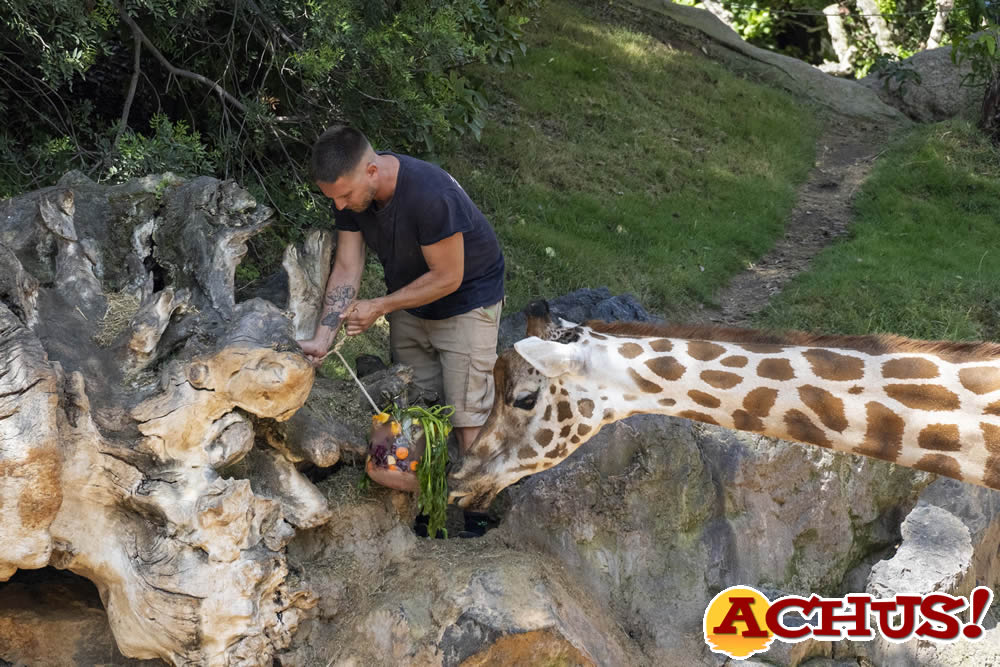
[{"xmin": 365, "ymin": 404, "xmax": 454, "ymax": 537}]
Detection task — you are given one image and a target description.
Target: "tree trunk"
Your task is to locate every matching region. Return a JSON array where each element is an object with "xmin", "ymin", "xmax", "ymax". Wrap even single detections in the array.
[
  {"xmin": 856, "ymin": 0, "xmax": 897, "ymax": 54},
  {"xmin": 981, "ymin": 70, "xmax": 1000, "ymax": 143},
  {"xmin": 0, "ymin": 171, "xmax": 364, "ymax": 665},
  {"xmin": 927, "ymin": 0, "xmax": 955, "ymax": 49},
  {"xmin": 823, "ymin": 4, "xmax": 856, "ymax": 74}
]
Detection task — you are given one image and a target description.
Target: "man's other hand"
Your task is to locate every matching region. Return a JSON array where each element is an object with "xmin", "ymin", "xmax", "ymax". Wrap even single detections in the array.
[{"xmin": 345, "ymin": 299, "xmax": 384, "ymax": 335}]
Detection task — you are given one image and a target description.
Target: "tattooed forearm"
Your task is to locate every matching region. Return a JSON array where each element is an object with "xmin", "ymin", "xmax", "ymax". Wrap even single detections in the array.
[{"xmin": 321, "ymin": 285, "xmax": 356, "ymax": 328}]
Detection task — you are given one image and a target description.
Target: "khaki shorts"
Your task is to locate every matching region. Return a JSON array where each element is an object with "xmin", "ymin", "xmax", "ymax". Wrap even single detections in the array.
[{"xmin": 388, "ymin": 301, "xmax": 502, "ymax": 428}]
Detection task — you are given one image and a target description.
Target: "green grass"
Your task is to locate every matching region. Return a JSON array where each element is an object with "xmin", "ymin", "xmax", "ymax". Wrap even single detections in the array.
[
  {"xmin": 757, "ymin": 120, "xmax": 1000, "ymax": 342},
  {"xmin": 443, "ymin": 0, "xmax": 819, "ymax": 316}
]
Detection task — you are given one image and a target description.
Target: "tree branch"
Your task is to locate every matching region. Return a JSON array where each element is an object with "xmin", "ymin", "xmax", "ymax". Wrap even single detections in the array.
[
  {"xmin": 114, "ymin": 2, "xmax": 248, "ymax": 114},
  {"xmin": 114, "ymin": 31, "xmax": 143, "ymax": 150}
]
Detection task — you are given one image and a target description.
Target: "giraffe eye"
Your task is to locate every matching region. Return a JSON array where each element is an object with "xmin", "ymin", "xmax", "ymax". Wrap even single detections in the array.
[{"xmin": 512, "ymin": 390, "xmax": 538, "ymax": 410}]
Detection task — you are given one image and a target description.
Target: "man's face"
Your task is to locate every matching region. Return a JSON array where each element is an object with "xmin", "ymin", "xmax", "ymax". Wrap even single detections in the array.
[{"xmin": 317, "ymin": 162, "xmax": 377, "ymax": 213}]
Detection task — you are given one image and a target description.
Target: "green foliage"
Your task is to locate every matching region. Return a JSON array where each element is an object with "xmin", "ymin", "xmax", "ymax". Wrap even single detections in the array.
[
  {"xmin": 869, "ymin": 53, "xmax": 923, "ymax": 94},
  {"xmin": 950, "ymin": 0, "xmax": 1000, "ymax": 88},
  {"xmin": 105, "ymin": 113, "xmax": 218, "ymax": 181},
  {"xmin": 758, "ymin": 120, "xmax": 1000, "ymax": 341},
  {"xmin": 678, "ymin": 0, "xmax": 941, "ymax": 76},
  {"xmin": 0, "ymin": 0, "xmax": 540, "ymax": 251}
]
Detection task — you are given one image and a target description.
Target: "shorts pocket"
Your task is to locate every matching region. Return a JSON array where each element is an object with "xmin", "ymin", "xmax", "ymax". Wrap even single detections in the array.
[{"xmin": 464, "ymin": 356, "xmax": 497, "ymax": 418}]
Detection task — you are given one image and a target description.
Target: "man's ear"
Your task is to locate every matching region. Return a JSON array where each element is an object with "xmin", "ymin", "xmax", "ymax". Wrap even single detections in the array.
[{"xmin": 514, "ymin": 337, "xmax": 587, "ymax": 378}]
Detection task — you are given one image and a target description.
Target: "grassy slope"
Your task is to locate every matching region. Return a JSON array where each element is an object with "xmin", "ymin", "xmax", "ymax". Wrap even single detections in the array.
[
  {"xmin": 443, "ymin": 0, "xmax": 819, "ymax": 316},
  {"xmin": 757, "ymin": 120, "xmax": 1000, "ymax": 342}
]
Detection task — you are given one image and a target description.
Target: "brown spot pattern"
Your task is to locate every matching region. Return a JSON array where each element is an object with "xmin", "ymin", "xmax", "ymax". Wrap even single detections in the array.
[
  {"xmin": 885, "ymin": 384, "xmax": 960, "ymax": 411},
  {"xmin": 646, "ymin": 356, "xmax": 686, "ymax": 382},
  {"xmin": 803, "ymin": 349, "xmax": 865, "ymax": 381},
  {"xmin": 986, "ymin": 400, "xmax": 1000, "ymax": 417},
  {"xmin": 535, "ymin": 429, "xmax": 553, "ymax": 447},
  {"xmin": 687, "ymin": 341, "xmax": 725, "ymax": 361},
  {"xmin": 571, "ymin": 436, "xmax": 580, "ymax": 444},
  {"xmin": 578, "ymin": 399, "xmax": 595, "ymax": 418},
  {"xmin": 855, "ymin": 402, "xmax": 904, "ymax": 462},
  {"xmin": 619, "ymin": 343, "xmax": 643, "ymax": 359},
  {"xmin": 688, "ymin": 390, "xmax": 721, "ymax": 409},
  {"xmin": 981, "ymin": 423, "xmax": 1000, "ymax": 489},
  {"xmin": 918, "ymin": 424, "xmax": 961, "ymax": 451},
  {"xmin": 849, "ymin": 386, "xmax": 864, "ymax": 395},
  {"xmin": 721, "ymin": 355, "xmax": 748, "ymax": 368},
  {"xmin": 518, "ymin": 446, "xmax": 536, "ymax": 460},
  {"xmin": 578, "ymin": 424, "xmax": 592, "ymax": 436},
  {"xmin": 557, "ymin": 401, "xmax": 573, "ymax": 421},
  {"xmin": 650, "ymin": 339, "xmax": 673, "ymax": 352},
  {"xmin": 589, "ymin": 332, "xmax": 607, "ymax": 340},
  {"xmin": 679, "ymin": 410, "xmax": 719, "ymax": 425},
  {"xmin": 603, "ymin": 409, "xmax": 614, "ymax": 421},
  {"xmin": 784, "ymin": 409, "xmax": 831, "ymax": 447},
  {"xmin": 882, "ymin": 358, "xmax": 939, "ymax": 379},
  {"xmin": 960, "ymin": 367, "xmax": 1000, "ymax": 395},
  {"xmin": 543, "ymin": 405, "xmax": 552, "ymax": 421},
  {"xmin": 701, "ymin": 370, "xmax": 742, "ymax": 390},
  {"xmin": 628, "ymin": 368, "xmax": 662, "ymax": 394},
  {"xmin": 799, "ymin": 385, "xmax": 848, "ymax": 433},
  {"xmin": 916, "ymin": 454, "xmax": 963, "ymax": 481},
  {"xmin": 743, "ymin": 387, "xmax": 778, "ymax": 418},
  {"xmin": 658, "ymin": 398, "xmax": 676, "ymax": 407},
  {"xmin": 757, "ymin": 358, "xmax": 795, "ymax": 381},
  {"xmin": 545, "ymin": 443, "xmax": 568, "ymax": 459},
  {"xmin": 476, "ymin": 445, "xmax": 490, "ymax": 459},
  {"xmin": 623, "ymin": 394, "xmax": 637, "ymax": 402},
  {"xmin": 732, "ymin": 410, "xmax": 765, "ymax": 431},
  {"xmin": 741, "ymin": 343, "xmax": 784, "ymax": 354},
  {"xmin": 516, "ymin": 463, "xmax": 540, "ymax": 472},
  {"xmin": 560, "ymin": 425, "xmax": 571, "ymax": 438}
]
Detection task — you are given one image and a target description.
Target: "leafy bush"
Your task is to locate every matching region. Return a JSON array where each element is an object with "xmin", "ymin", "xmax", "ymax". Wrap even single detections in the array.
[{"xmin": 0, "ymin": 0, "xmax": 540, "ymax": 250}]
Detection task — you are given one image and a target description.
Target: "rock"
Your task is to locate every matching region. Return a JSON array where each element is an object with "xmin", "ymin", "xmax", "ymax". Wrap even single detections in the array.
[
  {"xmin": 498, "ymin": 287, "xmax": 658, "ymax": 350},
  {"xmin": 0, "ymin": 569, "xmax": 162, "ymax": 666},
  {"xmin": 499, "ymin": 414, "xmax": 928, "ymax": 665},
  {"xmin": 626, "ymin": 0, "xmax": 908, "ymax": 125},
  {"xmin": 861, "ymin": 44, "xmax": 980, "ymax": 123}
]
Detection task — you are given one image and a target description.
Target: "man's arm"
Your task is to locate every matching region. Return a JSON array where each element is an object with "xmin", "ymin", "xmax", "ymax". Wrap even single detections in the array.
[
  {"xmin": 298, "ymin": 229, "xmax": 366, "ymax": 362},
  {"xmin": 344, "ymin": 232, "xmax": 464, "ymax": 335}
]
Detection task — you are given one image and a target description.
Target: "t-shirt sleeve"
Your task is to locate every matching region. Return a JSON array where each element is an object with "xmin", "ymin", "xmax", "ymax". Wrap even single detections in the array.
[
  {"xmin": 415, "ymin": 188, "xmax": 474, "ymax": 246},
  {"xmin": 333, "ymin": 207, "xmax": 360, "ymax": 232}
]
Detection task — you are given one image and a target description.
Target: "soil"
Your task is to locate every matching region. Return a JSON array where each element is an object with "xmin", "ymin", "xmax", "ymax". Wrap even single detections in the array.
[{"xmin": 694, "ymin": 116, "xmax": 895, "ymax": 328}]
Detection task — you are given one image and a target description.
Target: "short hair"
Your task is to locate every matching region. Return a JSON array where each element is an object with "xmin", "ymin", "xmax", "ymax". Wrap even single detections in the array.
[{"xmin": 310, "ymin": 125, "xmax": 372, "ymax": 183}]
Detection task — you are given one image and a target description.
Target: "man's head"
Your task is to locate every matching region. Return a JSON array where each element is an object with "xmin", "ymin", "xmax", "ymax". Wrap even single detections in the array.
[{"xmin": 311, "ymin": 125, "xmax": 379, "ymax": 213}]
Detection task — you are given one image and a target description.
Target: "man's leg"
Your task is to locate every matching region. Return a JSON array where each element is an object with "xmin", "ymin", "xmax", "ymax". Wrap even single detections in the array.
[
  {"xmin": 432, "ymin": 301, "xmax": 502, "ymax": 451},
  {"xmin": 388, "ymin": 309, "xmax": 444, "ymax": 399}
]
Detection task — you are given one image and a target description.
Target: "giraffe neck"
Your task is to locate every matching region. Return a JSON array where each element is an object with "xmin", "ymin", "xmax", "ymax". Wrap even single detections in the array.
[{"xmin": 585, "ymin": 333, "xmax": 1000, "ymax": 489}]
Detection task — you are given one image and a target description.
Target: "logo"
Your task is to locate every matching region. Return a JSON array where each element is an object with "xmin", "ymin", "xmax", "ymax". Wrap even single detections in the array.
[{"xmin": 704, "ymin": 585, "xmax": 994, "ymax": 661}]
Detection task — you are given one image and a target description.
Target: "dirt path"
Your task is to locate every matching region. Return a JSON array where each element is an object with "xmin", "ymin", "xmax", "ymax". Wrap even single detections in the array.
[{"xmin": 695, "ymin": 118, "xmax": 892, "ymax": 327}]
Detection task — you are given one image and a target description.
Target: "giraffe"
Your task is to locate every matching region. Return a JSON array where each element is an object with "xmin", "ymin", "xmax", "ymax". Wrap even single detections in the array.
[{"xmin": 448, "ymin": 300, "xmax": 1000, "ymax": 509}]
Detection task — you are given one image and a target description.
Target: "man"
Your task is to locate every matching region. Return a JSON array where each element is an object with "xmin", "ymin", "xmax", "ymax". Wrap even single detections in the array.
[{"xmin": 299, "ymin": 126, "xmax": 504, "ymax": 531}]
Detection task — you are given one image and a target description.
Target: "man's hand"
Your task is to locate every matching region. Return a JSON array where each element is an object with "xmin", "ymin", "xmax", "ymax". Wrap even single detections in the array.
[
  {"xmin": 298, "ymin": 336, "xmax": 331, "ymax": 368},
  {"xmin": 345, "ymin": 298, "xmax": 385, "ymax": 335}
]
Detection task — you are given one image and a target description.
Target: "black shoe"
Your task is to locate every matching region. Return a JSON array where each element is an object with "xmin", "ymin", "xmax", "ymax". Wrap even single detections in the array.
[
  {"xmin": 457, "ymin": 510, "xmax": 498, "ymax": 539},
  {"xmin": 413, "ymin": 513, "xmax": 445, "ymax": 539}
]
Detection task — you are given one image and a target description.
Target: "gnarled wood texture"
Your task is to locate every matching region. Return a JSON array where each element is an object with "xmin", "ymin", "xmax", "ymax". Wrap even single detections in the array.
[{"xmin": 0, "ymin": 171, "xmax": 353, "ymax": 665}]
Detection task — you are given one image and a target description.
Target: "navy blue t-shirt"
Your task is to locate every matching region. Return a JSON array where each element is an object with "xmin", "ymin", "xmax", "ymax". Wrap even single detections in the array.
[{"xmin": 333, "ymin": 153, "xmax": 505, "ymax": 320}]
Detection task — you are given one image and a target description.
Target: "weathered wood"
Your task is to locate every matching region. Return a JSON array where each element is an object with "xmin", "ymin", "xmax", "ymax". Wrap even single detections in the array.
[{"xmin": 0, "ymin": 173, "xmax": 370, "ymax": 665}]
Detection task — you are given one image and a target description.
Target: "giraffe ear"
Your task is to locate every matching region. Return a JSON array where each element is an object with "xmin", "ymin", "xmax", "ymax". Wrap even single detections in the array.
[{"xmin": 514, "ymin": 337, "xmax": 586, "ymax": 378}]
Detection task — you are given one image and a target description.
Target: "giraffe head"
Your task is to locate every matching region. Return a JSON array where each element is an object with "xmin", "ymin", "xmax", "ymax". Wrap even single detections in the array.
[{"xmin": 449, "ymin": 301, "xmax": 609, "ymax": 509}]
